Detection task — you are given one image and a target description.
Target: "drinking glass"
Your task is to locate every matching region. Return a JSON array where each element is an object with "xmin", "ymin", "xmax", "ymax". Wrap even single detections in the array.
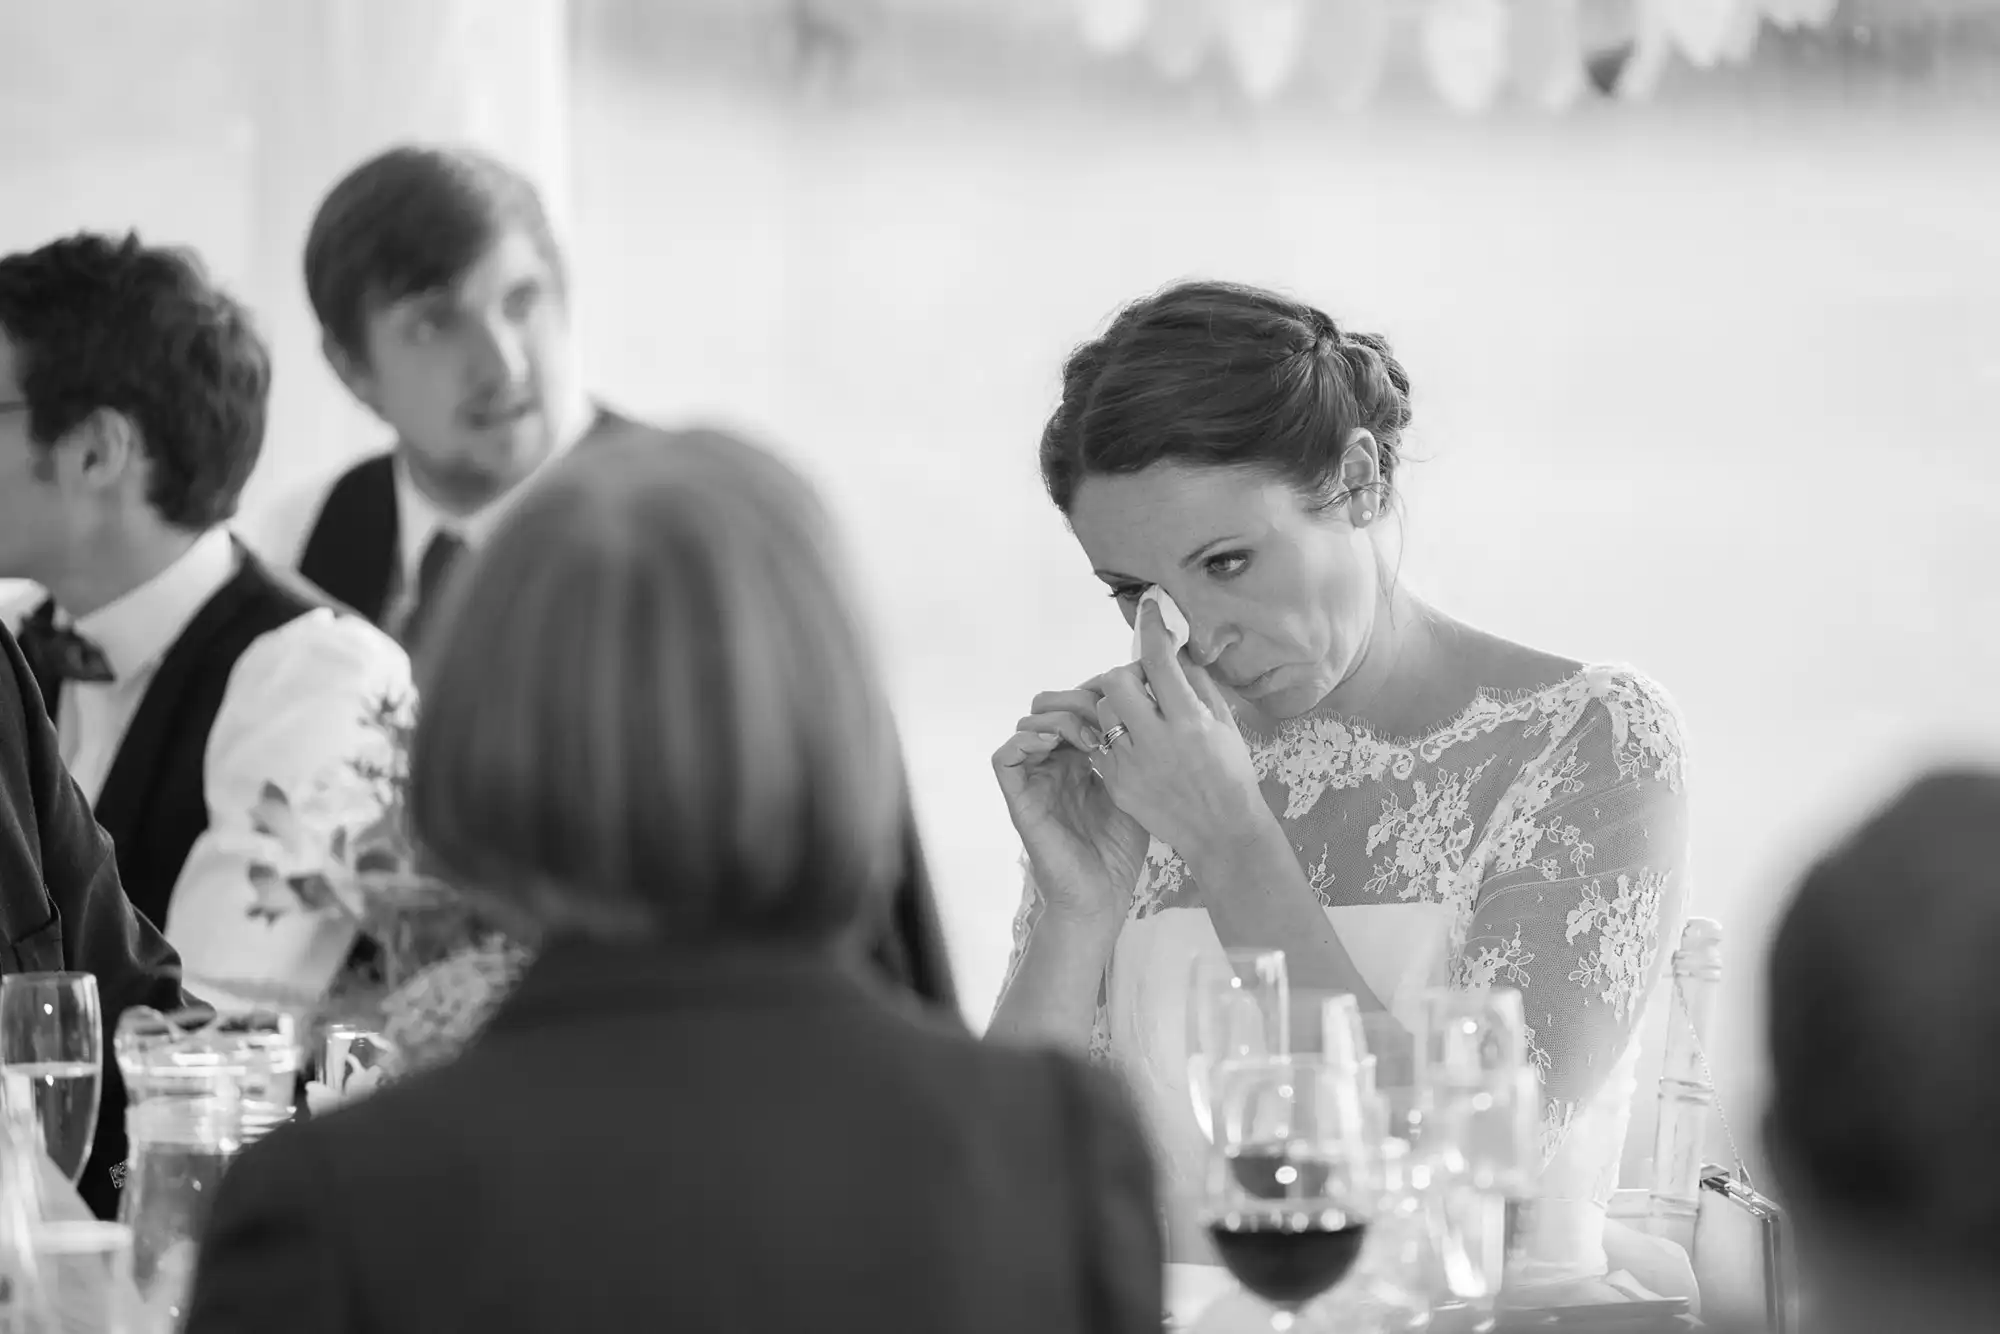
[
  {"xmin": 1414, "ymin": 988, "xmax": 1537, "ymax": 1194},
  {"xmin": 1413, "ymin": 987, "xmax": 1539, "ymax": 1326},
  {"xmin": 1287, "ymin": 992, "xmax": 1439, "ymax": 1331},
  {"xmin": 115, "ymin": 1004, "xmax": 299, "ymax": 1322},
  {"xmin": 0, "ymin": 972, "xmax": 103, "ymax": 1184},
  {"xmin": 307, "ymin": 1024, "xmax": 398, "ymax": 1115},
  {"xmin": 1415, "ymin": 987, "xmax": 1528, "ymax": 1086},
  {"xmin": 1290, "ymin": 990, "xmax": 1365, "ymax": 1068},
  {"xmin": 29, "ymin": 1218, "xmax": 138, "ymax": 1332},
  {"xmin": 1185, "ymin": 950, "xmax": 1289, "ymax": 1143},
  {"xmin": 1200, "ymin": 1054, "xmax": 1377, "ymax": 1331}
]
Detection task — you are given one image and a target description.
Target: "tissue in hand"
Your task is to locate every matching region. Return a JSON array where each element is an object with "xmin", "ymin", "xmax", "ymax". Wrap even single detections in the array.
[{"xmin": 1132, "ymin": 585, "xmax": 1191, "ymax": 660}]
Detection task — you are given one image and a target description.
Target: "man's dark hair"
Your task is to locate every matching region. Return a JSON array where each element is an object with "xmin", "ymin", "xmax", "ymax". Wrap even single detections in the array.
[
  {"xmin": 303, "ymin": 145, "xmax": 565, "ymax": 363},
  {"xmin": 0, "ymin": 231, "xmax": 270, "ymax": 530}
]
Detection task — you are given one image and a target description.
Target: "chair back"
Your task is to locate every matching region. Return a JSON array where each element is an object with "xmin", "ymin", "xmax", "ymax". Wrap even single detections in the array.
[
  {"xmin": 1610, "ymin": 916, "xmax": 1722, "ymax": 1239},
  {"xmin": 1651, "ymin": 916, "xmax": 1724, "ymax": 1247},
  {"xmin": 1611, "ymin": 916, "xmax": 1797, "ymax": 1332}
]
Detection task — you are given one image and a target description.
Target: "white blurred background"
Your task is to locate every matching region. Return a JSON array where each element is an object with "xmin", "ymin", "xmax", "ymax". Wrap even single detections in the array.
[{"xmin": 5, "ymin": 0, "xmax": 1998, "ymax": 1181}]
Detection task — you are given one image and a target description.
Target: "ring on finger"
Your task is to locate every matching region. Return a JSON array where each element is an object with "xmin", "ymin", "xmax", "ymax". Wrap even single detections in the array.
[{"xmin": 1096, "ymin": 723, "xmax": 1131, "ymax": 753}]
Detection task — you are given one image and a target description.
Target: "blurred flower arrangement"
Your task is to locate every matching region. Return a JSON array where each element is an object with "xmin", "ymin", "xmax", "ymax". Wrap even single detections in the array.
[{"xmin": 235, "ymin": 695, "xmax": 530, "ymax": 1103}]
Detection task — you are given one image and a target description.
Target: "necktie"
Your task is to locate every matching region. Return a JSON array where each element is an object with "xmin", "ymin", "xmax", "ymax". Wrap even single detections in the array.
[
  {"xmin": 399, "ymin": 530, "xmax": 468, "ymax": 654},
  {"xmin": 17, "ymin": 599, "xmax": 114, "ymax": 718}
]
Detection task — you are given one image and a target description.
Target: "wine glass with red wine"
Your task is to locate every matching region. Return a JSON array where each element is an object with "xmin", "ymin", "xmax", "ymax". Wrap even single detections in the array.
[{"xmin": 1201, "ymin": 1054, "xmax": 1377, "ymax": 1332}]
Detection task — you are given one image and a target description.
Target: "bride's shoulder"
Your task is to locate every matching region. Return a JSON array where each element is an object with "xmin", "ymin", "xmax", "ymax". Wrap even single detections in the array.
[
  {"xmin": 1435, "ymin": 618, "xmax": 1583, "ymax": 697},
  {"xmin": 1541, "ymin": 660, "xmax": 1690, "ymax": 793},
  {"xmin": 1447, "ymin": 622, "xmax": 1686, "ymax": 765},
  {"xmin": 1447, "ymin": 620, "xmax": 1679, "ymax": 717}
]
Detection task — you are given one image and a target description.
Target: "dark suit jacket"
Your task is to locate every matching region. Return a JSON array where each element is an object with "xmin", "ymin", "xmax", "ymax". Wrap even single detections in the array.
[
  {"xmin": 0, "ymin": 622, "xmax": 187, "ymax": 1209},
  {"xmin": 183, "ymin": 936, "xmax": 1163, "ymax": 1334}
]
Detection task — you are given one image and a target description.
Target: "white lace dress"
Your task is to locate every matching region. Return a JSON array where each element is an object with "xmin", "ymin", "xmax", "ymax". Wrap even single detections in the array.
[{"xmin": 1000, "ymin": 663, "xmax": 1690, "ymax": 1284}]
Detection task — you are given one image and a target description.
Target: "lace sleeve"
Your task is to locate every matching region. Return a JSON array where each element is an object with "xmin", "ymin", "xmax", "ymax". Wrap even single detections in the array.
[
  {"xmin": 1452, "ymin": 669, "xmax": 1691, "ymax": 1161},
  {"xmin": 995, "ymin": 854, "xmax": 1115, "ymax": 1064}
]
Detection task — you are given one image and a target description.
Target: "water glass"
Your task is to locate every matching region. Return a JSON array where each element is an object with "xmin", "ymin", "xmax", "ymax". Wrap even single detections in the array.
[
  {"xmin": 1414, "ymin": 987, "xmax": 1528, "ymax": 1086},
  {"xmin": 1185, "ymin": 950, "xmax": 1290, "ymax": 1143},
  {"xmin": 1290, "ymin": 990, "xmax": 1366, "ymax": 1069},
  {"xmin": 1412, "ymin": 988, "xmax": 1540, "ymax": 1324},
  {"xmin": 0, "ymin": 971, "xmax": 103, "ymax": 1185},
  {"xmin": 307, "ymin": 1024, "xmax": 398, "ymax": 1115},
  {"xmin": 1414, "ymin": 989, "xmax": 1537, "ymax": 1193},
  {"xmin": 30, "ymin": 1217, "xmax": 139, "ymax": 1332},
  {"xmin": 114, "ymin": 1005, "xmax": 300, "ymax": 1322}
]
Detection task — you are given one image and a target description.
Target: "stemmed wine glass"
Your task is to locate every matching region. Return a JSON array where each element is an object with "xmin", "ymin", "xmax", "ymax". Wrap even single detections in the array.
[
  {"xmin": 1185, "ymin": 949, "xmax": 1290, "ymax": 1144},
  {"xmin": 0, "ymin": 971, "xmax": 103, "ymax": 1185},
  {"xmin": 1200, "ymin": 1054, "xmax": 1378, "ymax": 1332}
]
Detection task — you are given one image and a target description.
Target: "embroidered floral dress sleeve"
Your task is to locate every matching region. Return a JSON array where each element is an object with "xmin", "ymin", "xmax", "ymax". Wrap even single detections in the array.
[
  {"xmin": 998, "ymin": 858, "xmax": 1116, "ymax": 1063},
  {"xmin": 1451, "ymin": 670, "xmax": 1691, "ymax": 1162}
]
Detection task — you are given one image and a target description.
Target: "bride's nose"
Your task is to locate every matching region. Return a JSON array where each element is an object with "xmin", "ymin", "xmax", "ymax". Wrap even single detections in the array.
[{"xmin": 1185, "ymin": 609, "xmax": 1234, "ymax": 668}]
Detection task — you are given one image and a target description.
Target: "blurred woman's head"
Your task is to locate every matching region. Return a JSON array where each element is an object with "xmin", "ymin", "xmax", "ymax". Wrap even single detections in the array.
[
  {"xmin": 409, "ymin": 424, "xmax": 907, "ymax": 950},
  {"xmin": 1040, "ymin": 281, "xmax": 1413, "ymax": 721},
  {"xmin": 1765, "ymin": 767, "xmax": 2000, "ymax": 1312}
]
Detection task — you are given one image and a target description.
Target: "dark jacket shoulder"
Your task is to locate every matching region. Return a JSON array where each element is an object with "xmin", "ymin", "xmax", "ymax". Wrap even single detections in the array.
[{"xmin": 184, "ymin": 944, "xmax": 1162, "ymax": 1334}]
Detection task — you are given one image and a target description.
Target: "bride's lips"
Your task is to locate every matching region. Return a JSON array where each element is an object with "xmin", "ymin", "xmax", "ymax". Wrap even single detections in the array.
[{"xmin": 1227, "ymin": 665, "xmax": 1285, "ymax": 696}]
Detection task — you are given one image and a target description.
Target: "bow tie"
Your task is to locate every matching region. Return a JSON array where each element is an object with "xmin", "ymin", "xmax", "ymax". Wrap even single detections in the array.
[{"xmin": 18, "ymin": 600, "xmax": 116, "ymax": 691}]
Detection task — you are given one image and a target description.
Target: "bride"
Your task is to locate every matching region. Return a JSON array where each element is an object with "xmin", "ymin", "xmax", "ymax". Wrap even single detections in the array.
[{"xmin": 988, "ymin": 280, "xmax": 1690, "ymax": 1285}]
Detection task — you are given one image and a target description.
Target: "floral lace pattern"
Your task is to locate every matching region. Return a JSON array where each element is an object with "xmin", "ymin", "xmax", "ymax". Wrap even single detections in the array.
[
  {"xmin": 1565, "ymin": 870, "xmax": 1670, "ymax": 1025},
  {"xmin": 1362, "ymin": 757, "xmax": 1493, "ymax": 907},
  {"xmin": 996, "ymin": 662, "xmax": 1691, "ymax": 1171}
]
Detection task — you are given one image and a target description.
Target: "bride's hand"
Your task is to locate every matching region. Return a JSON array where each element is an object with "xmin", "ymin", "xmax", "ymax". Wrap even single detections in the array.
[
  {"xmin": 1087, "ymin": 597, "xmax": 1268, "ymax": 862},
  {"xmin": 992, "ymin": 691, "xmax": 1151, "ymax": 926}
]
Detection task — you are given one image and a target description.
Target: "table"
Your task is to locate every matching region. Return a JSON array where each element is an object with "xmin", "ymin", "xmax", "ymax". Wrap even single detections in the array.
[{"xmin": 1166, "ymin": 1264, "xmax": 1701, "ymax": 1331}]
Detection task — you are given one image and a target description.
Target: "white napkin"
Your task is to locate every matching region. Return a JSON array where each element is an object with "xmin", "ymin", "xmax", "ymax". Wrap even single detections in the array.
[{"xmin": 1132, "ymin": 585, "xmax": 1192, "ymax": 661}]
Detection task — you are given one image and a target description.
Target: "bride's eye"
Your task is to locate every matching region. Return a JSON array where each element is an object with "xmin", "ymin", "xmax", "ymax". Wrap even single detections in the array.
[
  {"xmin": 1205, "ymin": 552, "xmax": 1250, "ymax": 580},
  {"xmin": 1107, "ymin": 585, "xmax": 1144, "ymax": 602}
]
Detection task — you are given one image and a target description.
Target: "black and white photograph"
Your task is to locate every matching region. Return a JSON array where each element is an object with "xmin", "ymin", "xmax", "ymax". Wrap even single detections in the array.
[{"xmin": 1, "ymin": 1, "xmax": 1996, "ymax": 1330}]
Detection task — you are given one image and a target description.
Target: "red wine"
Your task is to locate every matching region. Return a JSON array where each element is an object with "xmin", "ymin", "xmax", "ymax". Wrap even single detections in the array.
[{"xmin": 1207, "ymin": 1215, "xmax": 1369, "ymax": 1308}]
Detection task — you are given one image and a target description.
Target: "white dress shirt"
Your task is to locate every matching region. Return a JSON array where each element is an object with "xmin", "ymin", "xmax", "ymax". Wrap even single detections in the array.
[{"xmin": 3, "ymin": 529, "xmax": 413, "ymax": 1007}]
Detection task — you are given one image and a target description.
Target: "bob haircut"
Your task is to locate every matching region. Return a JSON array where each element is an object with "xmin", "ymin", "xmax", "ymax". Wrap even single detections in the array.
[{"xmin": 408, "ymin": 424, "xmax": 908, "ymax": 949}]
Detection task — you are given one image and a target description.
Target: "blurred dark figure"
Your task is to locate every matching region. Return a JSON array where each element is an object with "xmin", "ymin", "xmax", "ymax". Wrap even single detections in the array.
[
  {"xmin": 1764, "ymin": 767, "xmax": 2000, "ymax": 1333},
  {"xmin": 0, "ymin": 620, "xmax": 186, "ymax": 1215},
  {"xmin": 182, "ymin": 423, "xmax": 1162, "ymax": 1334}
]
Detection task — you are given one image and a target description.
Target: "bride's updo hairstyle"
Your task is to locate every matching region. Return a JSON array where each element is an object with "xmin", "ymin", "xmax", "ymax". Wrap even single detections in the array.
[
  {"xmin": 1039, "ymin": 280, "xmax": 1413, "ymax": 515},
  {"xmin": 407, "ymin": 424, "xmax": 908, "ymax": 950}
]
